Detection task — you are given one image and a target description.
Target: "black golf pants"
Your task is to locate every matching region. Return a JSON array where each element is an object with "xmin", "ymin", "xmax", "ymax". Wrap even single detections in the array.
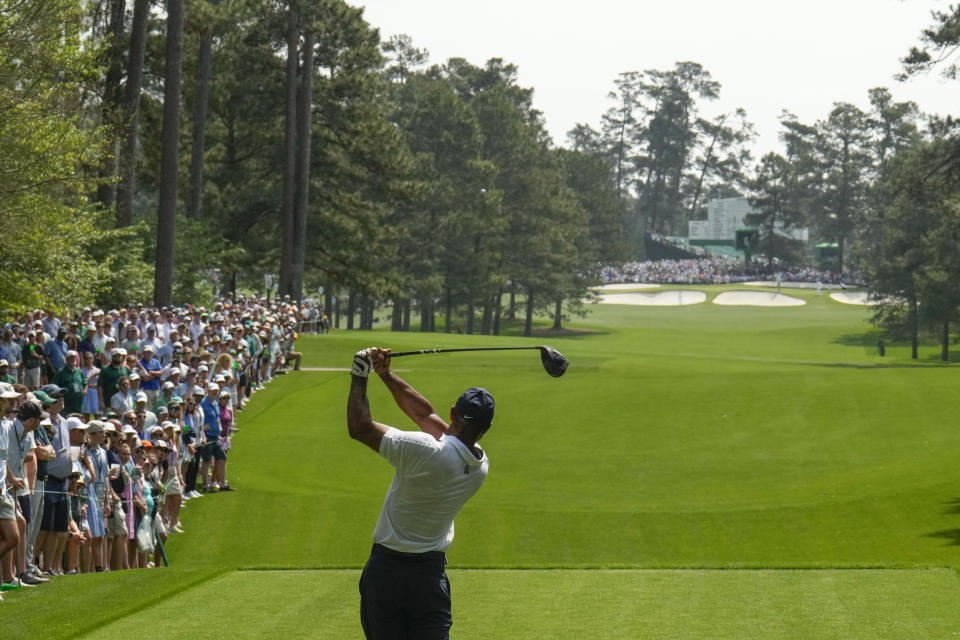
[{"xmin": 360, "ymin": 543, "xmax": 452, "ymax": 640}]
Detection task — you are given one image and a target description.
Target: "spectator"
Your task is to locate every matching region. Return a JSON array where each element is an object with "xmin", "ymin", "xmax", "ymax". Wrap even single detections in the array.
[
  {"xmin": 23, "ymin": 332, "xmax": 45, "ymax": 390},
  {"xmin": 44, "ymin": 328, "xmax": 69, "ymax": 382},
  {"xmin": 217, "ymin": 390, "xmax": 234, "ymax": 491},
  {"xmin": 3, "ymin": 394, "xmax": 47, "ymax": 587},
  {"xmin": 137, "ymin": 345, "xmax": 162, "ymax": 406},
  {"xmin": 98, "ymin": 348, "xmax": 130, "ymax": 413},
  {"xmin": 119, "ymin": 324, "xmax": 140, "ymax": 356},
  {"xmin": 81, "ymin": 351, "xmax": 100, "ymax": 417},
  {"xmin": 110, "ymin": 377, "xmax": 134, "ymax": 415},
  {"xmin": 37, "ymin": 385, "xmax": 70, "ymax": 577},
  {"xmin": 0, "ymin": 360, "xmax": 13, "ymax": 385},
  {"xmin": 84, "ymin": 420, "xmax": 109, "ymax": 572},
  {"xmin": 1, "ymin": 330, "xmax": 21, "ymax": 382},
  {"xmin": 52, "ymin": 350, "xmax": 86, "ymax": 415},
  {"xmin": 0, "ymin": 397, "xmax": 27, "ymax": 593},
  {"xmin": 198, "ymin": 383, "xmax": 222, "ymax": 493}
]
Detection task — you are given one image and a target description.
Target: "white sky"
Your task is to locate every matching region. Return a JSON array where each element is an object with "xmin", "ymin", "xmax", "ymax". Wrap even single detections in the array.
[{"xmin": 356, "ymin": 0, "xmax": 956, "ymax": 157}]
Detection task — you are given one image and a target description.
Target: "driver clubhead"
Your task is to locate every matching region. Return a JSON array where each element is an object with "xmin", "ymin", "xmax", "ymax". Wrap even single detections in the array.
[{"xmin": 539, "ymin": 346, "xmax": 569, "ymax": 378}]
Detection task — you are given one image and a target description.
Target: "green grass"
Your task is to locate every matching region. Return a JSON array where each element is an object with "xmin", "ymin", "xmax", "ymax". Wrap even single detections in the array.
[
  {"xmin": 6, "ymin": 287, "xmax": 960, "ymax": 638},
  {"xmin": 76, "ymin": 568, "xmax": 960, "ymax": 640}
]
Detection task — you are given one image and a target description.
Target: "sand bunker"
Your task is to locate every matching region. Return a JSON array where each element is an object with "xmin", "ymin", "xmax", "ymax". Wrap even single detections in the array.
[
  {"xmin": 713, "ymin": 291, "xmax": 806, "ymax": 307},
  {"xmin": 744, "ymin": 281, "xmax": 838, "ymax": 290},
  {"xmin": 595, "ymin": 283, "xmax": 661, "ymax": 291},
  {"xmin": 598, "ymin": 290, "xmax": 706, "ymax": 306},
  {"xmin": 830, "ymin": 291, "xmax": 876, "ymax": 306}
]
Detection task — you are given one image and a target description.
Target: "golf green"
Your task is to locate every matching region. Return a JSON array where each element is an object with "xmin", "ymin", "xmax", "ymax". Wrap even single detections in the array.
[{"xmin": 6, "ymin": 286, "xmax": 960, "ymax": 639}]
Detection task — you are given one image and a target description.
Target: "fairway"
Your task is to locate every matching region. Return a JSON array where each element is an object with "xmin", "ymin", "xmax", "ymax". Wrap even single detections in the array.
[
  {"xmin": 77, "ymin": 568, "xmax": 960, "ymax": 639},
  {"xmin": 6, "ymin": 285, "xmax": 960, "ymax": 639}
]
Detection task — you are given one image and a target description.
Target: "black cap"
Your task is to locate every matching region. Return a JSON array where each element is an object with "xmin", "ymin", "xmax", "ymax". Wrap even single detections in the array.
[
  {"xmin": 41, "ymin": 383, "xmax": 66, "ymax": 398},
  {"xmin": 454, "ymin": 387, "xmax": 495, "ymax": 427}
]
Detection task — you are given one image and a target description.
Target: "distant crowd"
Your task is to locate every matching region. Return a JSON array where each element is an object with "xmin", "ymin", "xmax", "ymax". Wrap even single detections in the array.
[
  {"xmin": 0, "ymin": 295, "xmax": 319, "ymax": 598},
  {"xmin": 601, "ymin": 259, "xmax": 864, "ymax": 286}
]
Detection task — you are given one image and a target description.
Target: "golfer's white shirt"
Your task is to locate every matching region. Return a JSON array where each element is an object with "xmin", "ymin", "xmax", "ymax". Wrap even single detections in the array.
[{"xmin": 374, "ymin": 428, "xmax": 488, "ymax": 554}]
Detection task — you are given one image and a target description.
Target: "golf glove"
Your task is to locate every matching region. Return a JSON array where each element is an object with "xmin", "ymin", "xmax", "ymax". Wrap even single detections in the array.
[{"xmin": 351, "ymin": 348, "xmax": 373, "ymax": 378}]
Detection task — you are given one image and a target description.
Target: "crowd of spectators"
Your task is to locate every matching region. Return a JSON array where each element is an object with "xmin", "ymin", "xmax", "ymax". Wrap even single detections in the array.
[
  {"xmin": 0, "ymin": 295, "xmax": 316, "ymax": 598},
  {"xmin": 601, "ymin": 259, "xmax": 864, "ymax": 286},
  {"xmin": 647, "ymin": 233, "xmax": 712, "ymax": 258}
]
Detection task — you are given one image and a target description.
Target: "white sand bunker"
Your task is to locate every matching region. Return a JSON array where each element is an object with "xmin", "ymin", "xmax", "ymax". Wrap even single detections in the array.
[
  {"xmin": 830, "ymin": 291, "xmax": 876, "ymax": 306},
  {"xmin": 713, "ymin": 291, "xmax": 806, "ymax": 307},
  {"xmin": 595, "ymin": 283, "xmax": 661, "ymax": 291},
  {"xmin": 598, "ymin": 290, "xmax": 706, "ymax": 306}
]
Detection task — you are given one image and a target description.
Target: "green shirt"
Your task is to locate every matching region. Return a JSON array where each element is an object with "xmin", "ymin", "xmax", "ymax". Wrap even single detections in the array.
[
  {"xmin": 52, "ymin": 366, "xmax": 86, "ymax": 414},
  {"xmin": 98, "ymin": 364, "xmax": 130, "ymax": 409}
]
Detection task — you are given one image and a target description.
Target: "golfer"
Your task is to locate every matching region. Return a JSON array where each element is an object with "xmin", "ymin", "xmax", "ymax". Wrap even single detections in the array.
[{"xmin": 347, "ymin": 347, "xmax": 493, "ymax": 640}]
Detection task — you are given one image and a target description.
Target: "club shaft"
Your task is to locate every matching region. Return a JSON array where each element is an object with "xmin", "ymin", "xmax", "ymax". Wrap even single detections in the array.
[{"xmin": 386, "ymin": 346, "xmax": 542, "ymax": 358}]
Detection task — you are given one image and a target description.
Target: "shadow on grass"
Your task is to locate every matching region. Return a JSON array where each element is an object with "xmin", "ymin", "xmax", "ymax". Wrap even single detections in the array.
[
  {"xmin": 832, "ymin": 331, "xmax": 960, "ymax": 364},
  {"xmin": 831, "ymin": 331, "xmax": 886, "ymax": 349},
  {"xmin": 926, "ymin": 499, "xmax": 960, "ymax": 546},
  {"xmin": 927, "ymin": 529, "xmax": 960, "ymax": 546},
  {"xmin": 804, "ymin": 361, "xmax": 935, "ymax": 370}
]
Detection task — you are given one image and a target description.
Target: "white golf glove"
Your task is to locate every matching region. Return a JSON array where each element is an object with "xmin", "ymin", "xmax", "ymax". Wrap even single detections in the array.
[{"xmin": 351, "ymin": 348, "xmax": 374, "ymax": 378}]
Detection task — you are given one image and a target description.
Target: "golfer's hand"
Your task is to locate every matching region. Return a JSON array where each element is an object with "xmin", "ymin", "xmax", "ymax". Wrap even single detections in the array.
[
  {"xmin": 371, "ymin": 348, "xmax": 391, "ymax": 377},
  {"xmin": 351, "ymin": 348, "xmax": 374, "ymax": 378}
]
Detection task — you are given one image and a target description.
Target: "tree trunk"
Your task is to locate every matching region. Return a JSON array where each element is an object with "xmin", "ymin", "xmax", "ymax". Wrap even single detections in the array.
[
  {"xmin": 688, "ymin": 117, "xmax": 724, "ymax": 221},
  {"xmin": 187, "ymin": 21, "xmax": 214, "ymax": 220},
  {"xmin": 837, "ymin": 235, "xmax": 845, "ymax": 276},
  {"xmin": 466, "ymin": 300, "xmax": 475, "ymax": 334},
  {"xmin": 154, "ymin": 0, "xmax": 185, "ymax": 307},
  {"xmin": 116, "ymin": 0, "xmax": 150, "ymax": 228},
  {"xmin": 279, "ymin": 3, "xmax": 298, "ymax": 298},
  {"xmin": 347, "ymin": 291, "xmax": 355, "ymax": 330},
  {"xmin": 480, "ymin": 297, "xmax": 492, "ymax": 335},
  {"xmin": 324, "ymin": 286, "xmax": 333, "ymax": 325},
  {"xmin": 391, "ymin": 299, "xmax": 403, "ymax": 331},
  {"xmin": 444, "ymin": 288, "xmax": 452, "ymax": 333},
  {"xmin": 909, "ymin": 295, "xmax": 918, "ymax": 360},
  {"xmin": 492, "ymin": 288, "xmax": 502, "ymax": 336},
  {"xmin": 292, "ymin": 26, "xmax": 314, "ymax": 301},
  {"xmin": 941, "ymin": 318, "xmax": 950, "ymax": 362},
  {"xmin": 402, "ymin": 299, "xmax": 410, "ymax": 331},
  {"xmin": 420, "ymin": 296, "xmax": 434, "ymax": 332},
  {"xmin": 523, "ymin": 289, "xmax": 534, "ymax": 337},
  {"xmin": 552, "ymin": 298, "xmax": 563, "ymax": 330},
  {"xmin": 508, "ymin": 283, "xmax": 516, "ymax": 320},
  {"xmin": 96, "ymin": 0, "xmax": 126, "ymax": 211},
  {"xmin": 226, "ymin": 271, "xmax": 237, "ymax": 300}
]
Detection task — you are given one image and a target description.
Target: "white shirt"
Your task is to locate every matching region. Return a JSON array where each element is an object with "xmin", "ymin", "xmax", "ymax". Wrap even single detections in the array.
[
  {"xmin": 373, "ymin": 428, "xmax": 488, "ymax": 553},
  {"xmin": 111, "ymin": 391, "xmax": 134, "ymax": 414},
  {"xmin": 4, "ymin": 419, "xmax": 34, "ymax": 491},
  {"xmin": 0, "ymin": 418, "xmax": 8, "ymax": 496}
]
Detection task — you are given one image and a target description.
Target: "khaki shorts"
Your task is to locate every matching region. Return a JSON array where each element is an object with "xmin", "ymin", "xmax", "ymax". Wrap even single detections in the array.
[
  {"xmin": 106, "ymin": 505, "xmax": 128, "ymax": 537},
  {"xmin": 0, "ymin": 491, "xmax": 16, "ymax": 521}
]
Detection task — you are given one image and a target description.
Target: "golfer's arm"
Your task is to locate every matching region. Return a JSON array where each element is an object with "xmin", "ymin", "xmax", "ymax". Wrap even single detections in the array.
[
  {"xmin": 347, "ymin": 375, "xmax": 388, "ymax": 453},
  {"xmin": 378, "ymin": 371, "xmax": 448, "ymax": 440}
]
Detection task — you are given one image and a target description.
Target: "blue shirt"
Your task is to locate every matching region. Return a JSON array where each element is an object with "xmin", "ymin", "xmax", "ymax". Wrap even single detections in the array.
[
  {"xmin": 44, "ymin": 339, "xmax": 68, "ymax": 370},
  {"xmin": 139, "ymin": 357, "xmax": 162, "ymax": 391},
  {"xmin": 200, "ymin": 397, "xmax": 220, "ymax": 439},
  {"xmin": 46, "ymin": 414, "xmax": 72, "ymax": 478}
]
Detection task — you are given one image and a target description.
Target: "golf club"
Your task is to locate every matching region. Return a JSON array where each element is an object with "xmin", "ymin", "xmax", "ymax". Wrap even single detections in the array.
[{"xmin": 385, "ymin": 345, "xmax": 569, "ymax": 378}]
